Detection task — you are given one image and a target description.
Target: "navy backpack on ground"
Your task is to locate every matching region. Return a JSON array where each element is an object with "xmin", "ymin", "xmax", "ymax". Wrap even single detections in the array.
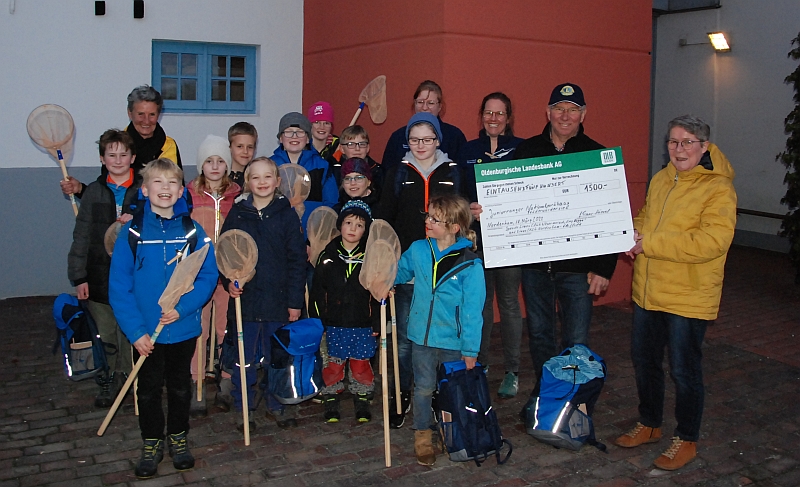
[
  {"xmin": 268, "ymin": 318, "xmax": 324, "ymax": 404},
  {"xmin": 52, "ymin": 294, "xmax": 112, "ymax": 381},
  {"xmin": 436, "ymin": 360, "xmax": 512, "ymax": 466},
  {"xmin": 523, "ymin": 344, "xmax": 607, "ymax": 451}
]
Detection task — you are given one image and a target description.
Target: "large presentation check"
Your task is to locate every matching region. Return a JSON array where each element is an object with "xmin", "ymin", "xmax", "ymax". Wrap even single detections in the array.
[{"xmin": 476, "ymin": 147, "xmax": 634, "ymax": 268}]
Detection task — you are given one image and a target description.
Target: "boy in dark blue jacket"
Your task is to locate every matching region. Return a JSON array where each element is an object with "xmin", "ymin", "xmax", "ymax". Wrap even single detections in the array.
[
  {"xmin": 109, "ymin": 159, "xmax": 217, "ymax": 479},
  {"xmin": 220, "ymin": 157, "xmax": 307, "ymax": 429}
]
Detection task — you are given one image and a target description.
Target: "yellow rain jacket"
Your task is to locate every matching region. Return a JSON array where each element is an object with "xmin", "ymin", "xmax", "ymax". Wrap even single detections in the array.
[{"xmin": 632, "ymin": 143, "xmax": 737, "ymax": 320}]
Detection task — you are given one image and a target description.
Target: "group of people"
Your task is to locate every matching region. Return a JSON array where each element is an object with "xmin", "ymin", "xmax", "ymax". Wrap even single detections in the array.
[{"xmin": 63, "ymin": 79, "xmax": 736, "ymax": 476}]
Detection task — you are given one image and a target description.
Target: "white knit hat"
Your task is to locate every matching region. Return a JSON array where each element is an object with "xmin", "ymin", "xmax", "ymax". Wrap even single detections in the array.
[{"xmin": 196, "ymin": 135, "xmax": 231, "ymax": 174}]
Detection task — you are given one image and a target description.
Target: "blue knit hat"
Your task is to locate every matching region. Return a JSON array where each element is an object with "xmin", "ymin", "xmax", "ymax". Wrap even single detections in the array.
[
  {"xmin": 405, "ymin": 112, "xmax": 443, "ymax": 144},
  {"xmin": 337, "ymin": 199, "xmax": 373, "ymax": 233}
]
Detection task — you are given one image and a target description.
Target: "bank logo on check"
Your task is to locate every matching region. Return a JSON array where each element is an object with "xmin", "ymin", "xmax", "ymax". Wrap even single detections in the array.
[{"xmin": 600, "ymin": 150, "xmax": 617, "ymax": 165}]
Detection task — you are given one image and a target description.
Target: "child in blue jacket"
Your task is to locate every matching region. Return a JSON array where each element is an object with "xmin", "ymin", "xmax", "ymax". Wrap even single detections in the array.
[
  {"xmin": 220, "ymin": 157, "xmax": 307, "ymax": 429},
  {"xmin": 109, "ymin": 159, "xmax": 218, "ymax": 479},
  {"xmin": 393, "ymin": 193, "xmax": 485, "ymax": 466}
]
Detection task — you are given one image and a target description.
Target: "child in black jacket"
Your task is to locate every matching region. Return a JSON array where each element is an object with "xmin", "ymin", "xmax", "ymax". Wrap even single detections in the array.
[{"xmin": 309, "ymin": 200, "xmax": 378, "ymax": 422}]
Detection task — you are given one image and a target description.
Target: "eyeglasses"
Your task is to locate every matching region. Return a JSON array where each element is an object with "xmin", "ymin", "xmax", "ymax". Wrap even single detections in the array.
[
  {"xmin": 415, "ymin": 99, "xmax": 440, "ymax": 108},
  {"xmin": 482, "ymin": 110, "xmax": 507, "ymax": 118},
  {"xmin": 423, "ymin": 213, "xmax": 450, "ymax": 225},
  {"xmin": 550, "ymin": 106, "xmax": 583, "ymax": 115},
  {"xmin": 408, "ymin": 137, "xmax": 437, "ymax": 146},
  {"xmin": 667, "ymin": 139, "xmax": 704, "ymax": 150},
  {"xmin": 342, "ymin": 175, "xmax": 367, "ymax": 183},
  {"xmin": 342, "ymin": 141, "xmax": 369, "ymax": 149},
  {"xmin": 282, "ymin": 130, "xmax": 307, "ymax": 138}
]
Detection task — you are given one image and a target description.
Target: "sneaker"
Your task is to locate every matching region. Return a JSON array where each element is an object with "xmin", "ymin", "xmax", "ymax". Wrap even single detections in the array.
[
  {"xmin": 354, "ymin": 394, "xmax": 371, "ymax": 422},
  {"xmin": 167, "ymin": 431, "xmax": 195, "ymax": 471},
  {"xmin": 94, "ymin": 376, "xmax": 114, "ymax": 409},
  {"xmin": 323, "ymin": 395, "xmax": 340, "ymax": 423},
  {"xmin": 615, "ymin": 422, "xmax": 662, "ymax": 448},
  {"xmin": 389, "ymin": 391, "xmax": 411, "ymax": 429},
  {"xmin": 190, "ymin": 381, "xmax": 207, "ymax": 418},
  {"xmin": 498, "ymin": 372, "xmax": 519, "ymax": 399},
  {"xmin": 134, "ymin": 438, "xmax": 164, "ymax": 479},
  {"xmin": 266, "ymin": 408, "xmax": 298, "ymax": 429},
  {"xmin": 653, "ymin": 437, "xmax": 696, "ymax": 470}
]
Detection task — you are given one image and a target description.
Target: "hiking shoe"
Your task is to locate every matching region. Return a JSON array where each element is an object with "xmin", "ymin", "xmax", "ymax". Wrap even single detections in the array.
[
  {"xmin": 134, "ymin": 438, "xmax": 164, "ymax": 479},
  {"xmin": 323, "ymin": 395, "xmax": 340, "ymax": 423},
  {"xmin": 266, "ymin": 408, "xmax": 298, "ymax": 429},
  {"xmin": 167, "ymin": 431, "xmax": 195, "ymax": 471},
  {"xmin": 214, "ymin": 377, "xmax": 233, "ymax": 412},
  {"xmin": 354, "ymin": 393, "xmax": 371, "ymax": 422},
  {"xmin": 389, "ymin": 391, "xmax": 411, "ymax": 429},
  {"xmin": 414, "ymin": 430, "xmax": 436, "ymax": 466},
  {"xmin": 235, "ymin": 417, "xmax": 256, "ymax": 433},
  {"xmin": 94, "ymin": 376, "xmax": 114, "ymax": 409},
  {"xmin": 190, "ymin": 381, "xmax": 207, "ymax": 418},
  {"xmin": 653, "ymin": 437, "xmax": 696, "ymax": 470},
  {"xmin": 615, "ymin": 422, "xmax": 662, "ymax": 448},
  {"xmin": 498, "ymin": 372, "xmax": 519, "ymax": 399}
]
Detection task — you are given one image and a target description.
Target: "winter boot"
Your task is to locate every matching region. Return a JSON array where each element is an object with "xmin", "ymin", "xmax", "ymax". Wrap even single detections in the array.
[
  {"xmin": 134, "ymin": 438, "xmax": 164, "ymax": 479},
  {"xmin": 389, "ymin": 390, "xmax": 411, "ymax": 429},
  {"xmin": 323, "ymin": 394, "xmax": 340, "ymax": 423},
  {"xmin": 214, "ymin": 377, "xmax": 234, "ymax": 413},
  {"xmin": 354, "ymin": 393, "xmax": 371, "ymax": 422},
  {"xmin": 94, "ymin": 375, "xmax": 114, "ymax": 409},
  {"xmin": 414, "ymin": 430, "xmax": 436, "ymax": 466},
  {"xmin": 189, "ymin": 381, "xmax": 207, "ymax": 418},
  {"xmin": 167, "ymin": 431, "xmax": 195, "ymax": 471},
  {"xmin": 266, "ymin": 407, "xmax": 298, "ymax": 429}
]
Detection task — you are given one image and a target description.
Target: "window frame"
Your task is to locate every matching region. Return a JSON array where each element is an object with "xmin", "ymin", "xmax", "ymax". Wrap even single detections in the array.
[{"xmin": 152, "ymin": 40, "xmax": 257, "ymax": 114}]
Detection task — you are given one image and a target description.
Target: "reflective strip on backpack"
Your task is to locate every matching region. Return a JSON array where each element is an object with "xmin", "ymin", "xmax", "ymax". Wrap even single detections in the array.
[
  {"xmin": 552, "ymin": 402, "xmax": 572, "ymax": 434},
  {"xmin": 289, "ymin": 364, "xmax": 298, "ymax": 398}
]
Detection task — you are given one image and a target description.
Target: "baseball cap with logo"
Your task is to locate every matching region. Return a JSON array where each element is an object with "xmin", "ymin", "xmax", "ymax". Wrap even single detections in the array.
[
  {"xmin": 307, "ymin": 101, "xmax": 334, "ymax": 124},
  {"xmin": 548, "ymin": 83, "xmax": 586, "ymax": 107}
]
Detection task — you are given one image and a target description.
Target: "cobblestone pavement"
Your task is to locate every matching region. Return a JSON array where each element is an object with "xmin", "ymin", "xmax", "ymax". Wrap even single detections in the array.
[{"xmin": 1, "ymin": 246, "xmax": 799, "ymax": 486}]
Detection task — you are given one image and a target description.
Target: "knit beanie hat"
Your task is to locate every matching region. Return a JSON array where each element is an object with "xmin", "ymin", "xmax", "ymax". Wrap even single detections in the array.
[
  {"xmin": 278, "ymin": 112, "xmax": 312, "ymax": 138},
  {"xmin": 337, "ymin": 199, "xmax": 373, "ymax": 233},
  {"xmin": 340, "ymin": 157, "xmax": 372, "ymax": 182},
  {"xmin": 405, "ymin": 112, "xmax": 443, "ymax": 144},
  {"xmin": 307, "ymin": 101, "xmax": 334, "ymax": 124},
  {"xmin": 196, "ymin": 135, "xmax": 231, "ymax": 174}
]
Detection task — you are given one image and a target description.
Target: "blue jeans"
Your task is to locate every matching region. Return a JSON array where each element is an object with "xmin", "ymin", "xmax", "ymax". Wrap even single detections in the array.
[
  {"xmin": 521, "ymin": 269, "xmax": 593, "ymax": 378},
  {"xmin": 411, "ymin": 342, "xmax": 462, "ymax": 430},
  {"xmin": 631, "ymin": 304, "xmax": 707, "ymax": 442},
  {"xmin": 478, "ymin": 265, "xmax": 523, "ymax": 373},
  {"xmin": 393, "ymin": 283, "xmax": 414, "ymax": 393}
]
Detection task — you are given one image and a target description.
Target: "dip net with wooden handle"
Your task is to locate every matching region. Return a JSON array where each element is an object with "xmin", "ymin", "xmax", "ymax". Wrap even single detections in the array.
[
  {"xmin": 26, "ymin": 104, "xmax": 77, "ymax": 215},
  {"xmin": 104, "ymin": 222, "xmax": 123, "ymax": 256},
  {"xmin": 307, "ymin": 206, "xmax": 340, "ymax": 267},
  {"xmin": 278, "ymin": 163, "xmax": 311, "ymax": 220}
]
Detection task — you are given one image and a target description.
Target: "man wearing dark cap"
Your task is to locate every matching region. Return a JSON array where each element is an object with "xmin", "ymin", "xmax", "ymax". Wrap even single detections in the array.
[{"xmin": 515, "ymin": 83, "xmax": 619, "ymax": 401}]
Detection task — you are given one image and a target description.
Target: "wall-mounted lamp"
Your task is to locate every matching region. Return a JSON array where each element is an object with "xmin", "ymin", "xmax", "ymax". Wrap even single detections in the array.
[{"xmin": 707, "ymin": 32, "xmax": 730, "ymax": 51}]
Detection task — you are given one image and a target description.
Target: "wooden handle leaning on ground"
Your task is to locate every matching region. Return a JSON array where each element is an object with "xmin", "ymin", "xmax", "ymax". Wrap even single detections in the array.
[
  {"xmin": 97, "ymin": 324, "xmax": 164, "ymax": 436},
  {"xmin": 196, "ymin": 335, "xmax": 204, "ymax": 401},
  {"xmin": 389, "ymin": 295, "xmax": 401, "ymax": 415},
  {"xmin": 380, "ymin": 300, "xmax": 391, "ymax": 467},
  {"xmin": 349, "ymin": 102, "xmax": 365, "ymax": 127},
  {"xmin": 207, "ymin": 301, "xmax": 216, "ymax": 373},
  {"xmin": 57, "ymin": 151, "xmax": 78, "ymax": 216},
  {"xmin": 235, "ymin": 291, "xmax": 250, "ymax": 446}
]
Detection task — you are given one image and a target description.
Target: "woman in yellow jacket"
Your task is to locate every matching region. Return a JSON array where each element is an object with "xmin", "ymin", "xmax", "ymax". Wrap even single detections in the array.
[{"xmin": 615, "ymin": 115, "xmax": 737, "ymax": 471}]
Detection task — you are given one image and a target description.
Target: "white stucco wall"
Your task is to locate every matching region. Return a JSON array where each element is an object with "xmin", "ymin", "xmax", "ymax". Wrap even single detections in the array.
[
  {"xmin": 652, "ymin": 1, "xmax": 799, "ymax": 238},
  {"xmin": 0, "ymin": 0, "xmax": 304, "ymax": 299}
]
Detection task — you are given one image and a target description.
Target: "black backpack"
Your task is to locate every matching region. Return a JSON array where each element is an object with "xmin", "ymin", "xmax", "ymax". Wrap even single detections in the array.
[
  {"xmin": 436, "ymin": 360, "xmax": 512, "ymax": 466},
  {"xmin": 52, "ymin": 294, "xmax": 113, "ymax": 381}
]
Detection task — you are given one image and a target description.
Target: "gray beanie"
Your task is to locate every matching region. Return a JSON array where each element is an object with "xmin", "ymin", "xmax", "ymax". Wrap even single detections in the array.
[
  {"xmin": 278, "ymin": 112, "xmax": 312, "ymax": 138},
  {"xmin": 196, "ymin": 135, "xmax": 231, "ymax": 174}
]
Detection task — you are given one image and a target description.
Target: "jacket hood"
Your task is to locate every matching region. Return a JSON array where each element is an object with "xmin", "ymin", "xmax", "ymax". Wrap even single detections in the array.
[
  {"xmin": 668, "ymin": 143, "xmax": 735, "ymax": 181},
  {"xmin": 428, "ymin": 236, "xmax": 473, "ymax": 261},
  {"xmin": 402, "ymin": 149, "xmax": 452, "ymax": 179}
]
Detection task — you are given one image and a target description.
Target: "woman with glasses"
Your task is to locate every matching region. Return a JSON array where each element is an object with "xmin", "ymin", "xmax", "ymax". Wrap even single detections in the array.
[
  {"xmin": 375, "ymin": 112, "xmax": 466, "ymax": 429},
  {"xmin": 459, "ymin": 92, "xmax": 525, "ymax": 398},
  {"xmin": 615, "ymin": 115, "xmax": 737, "ymax": 471},
  {"xmin": 381, "ymin": 80, "xmax": 467, "ymax": 172}
]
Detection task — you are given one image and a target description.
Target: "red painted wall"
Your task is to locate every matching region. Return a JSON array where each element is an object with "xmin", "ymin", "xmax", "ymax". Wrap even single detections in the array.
[{"xmin": 304, "ymin": 0, "xmax": 652, "ymax": 304}]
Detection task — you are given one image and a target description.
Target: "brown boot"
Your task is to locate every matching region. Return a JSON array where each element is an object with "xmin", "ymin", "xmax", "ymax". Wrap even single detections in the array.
[
  {"xmin": 653, "ymin": 437, "xmax": 696, "ymax": 470},
  {"xmin": 414, "ymin": 430, "xmax": 436, "ymax": 466},
  {"xmin": 615, "ymin": 422, "xmax": 662, "ymax": 448}
]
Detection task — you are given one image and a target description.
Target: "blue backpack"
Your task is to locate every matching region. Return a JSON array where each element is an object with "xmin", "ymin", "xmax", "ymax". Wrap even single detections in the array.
[
  {"xmin": 268, "ymin": 318, "xmax": 324, "ymax": 404},
  {"xmin": 436, "ymin": 361, "xmax": 513, "ymax": 466},
  {"xmin": 52, "ymin": 294, "xmax": 112, "ymax": 381},
  {"xmin": 524, "ymin": 344, "xmax": 607, "ymax": 451}
]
